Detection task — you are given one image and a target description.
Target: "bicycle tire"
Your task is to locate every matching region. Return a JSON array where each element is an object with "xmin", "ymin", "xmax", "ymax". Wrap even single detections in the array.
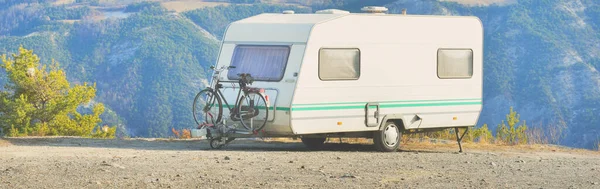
[
  {"xmin": 237, "ymin": 92, "xmax": 269, "ymax": 132},
  {"xmin": 193, "ymin": 88, "xmax": 222, "ymax": 126}
]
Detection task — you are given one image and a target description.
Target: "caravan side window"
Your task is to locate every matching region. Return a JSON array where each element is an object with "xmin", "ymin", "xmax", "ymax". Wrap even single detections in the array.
[
  {"xmin": 437, "ymin": 49, "xmax": 473, "ymax": 79},
  {"xmin": 319, "ymin": 48, "xmax": 360, "ymax": 80},
  {"xmin": 228, "ymin": 45, "xmax": 291, "ymax": 82}
]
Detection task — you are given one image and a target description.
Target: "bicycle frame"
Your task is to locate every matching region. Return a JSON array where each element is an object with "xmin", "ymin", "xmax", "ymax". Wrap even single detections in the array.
[
  {"xmin": 206, "ymin": 66, "xmax": 255, "ymax": 120},
  {"xmin": 215, "ymin": 81, "xmax": 243, "ymax": 115}
]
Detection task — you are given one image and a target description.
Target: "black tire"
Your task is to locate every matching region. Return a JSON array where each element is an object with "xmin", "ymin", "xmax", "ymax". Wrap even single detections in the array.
[
  {"xmin": 210, "ymin": 138, "xmax": 224, "ymax": 149},
  {"xmin": 193, "ymin": 89, "xmax": 222, "ymax": 126},
  {"xmin": 373, "ymin": 122, "xmax": 402, "ymax": 152},
  {"xmin": 209, "ymin": 138, "xmax": 235, "ymax": 149},
  {"xmin": 237, "ymin": 92, "xmax": 268, "ymax": 132},
  {"xmin": 301, "ymin": 138, "xmax": 326, "ymax": 150}
]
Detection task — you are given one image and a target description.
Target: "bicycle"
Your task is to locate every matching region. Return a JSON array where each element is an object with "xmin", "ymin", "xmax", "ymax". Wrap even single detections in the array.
[{"xmin": 193, "ymin": 65, "xmax": 269, "ymax": 133}]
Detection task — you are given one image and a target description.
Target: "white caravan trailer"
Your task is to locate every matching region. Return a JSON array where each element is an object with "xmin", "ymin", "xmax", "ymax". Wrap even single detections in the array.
[{"xmin": 193, "ymin": 7, "xmax": 483, "ymax": 152}]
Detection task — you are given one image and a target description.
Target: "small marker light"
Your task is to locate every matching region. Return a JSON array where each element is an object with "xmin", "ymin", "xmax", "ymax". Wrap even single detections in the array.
[
  {"xmin": 265, "ymin": 95, "xmax": 270, "ymax": 106},
  {"xmin": 453, "ymin": 117, "xmax": 457, "ymax": 120},
  {"xmin": 337, "ymin": 122, "xmax": 343, "ymax": 126}
]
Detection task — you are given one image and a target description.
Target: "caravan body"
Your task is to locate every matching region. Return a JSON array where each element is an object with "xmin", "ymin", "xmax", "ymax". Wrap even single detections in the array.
[{"xmin": 212, "ymin": 9, "xmax": 483, "ymax": 139}]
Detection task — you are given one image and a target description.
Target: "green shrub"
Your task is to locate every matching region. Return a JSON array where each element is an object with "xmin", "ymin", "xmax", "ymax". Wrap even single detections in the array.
[
  {"xmin": 472, "ymin": 124, "xmax": 493, "ymax": 143},
  {"xmin": 403, "ymin": 108, "xmax": 528, "ymax": 146},
  {"xmin": 496, "ymin": 107, "xmax": 528, "ymax": 145},
  {"xmin": 0, "ymin": 47, "xmax": 115, "ymax": 138}
]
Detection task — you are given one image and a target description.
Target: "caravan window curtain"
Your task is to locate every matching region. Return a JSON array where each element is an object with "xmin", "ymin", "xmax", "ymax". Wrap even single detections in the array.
[
  {"xmin": 437, "ymin": 49, "xmax": 473, "ymax": 79},
  {"xmin": 319, "ymin": 48, "xmax": 360, "ymax": 80},
  {"xmin": 227, "ymin": 45, "xmax": 291, "ymax": 81}
]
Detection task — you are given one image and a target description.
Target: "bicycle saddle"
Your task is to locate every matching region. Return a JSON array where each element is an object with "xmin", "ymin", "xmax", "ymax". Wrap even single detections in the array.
[{"xmin": 237, "ymin": 73, "xmax": 254, "ymax": 86}]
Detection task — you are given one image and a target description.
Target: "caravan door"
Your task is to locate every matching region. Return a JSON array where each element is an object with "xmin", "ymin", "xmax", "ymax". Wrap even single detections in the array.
[{"xmin": 365, "ymin": 103, "xmax": 380, "ymax": 127}]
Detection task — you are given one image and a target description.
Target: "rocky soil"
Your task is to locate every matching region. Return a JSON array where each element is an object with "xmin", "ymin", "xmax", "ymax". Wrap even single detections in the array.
[{"xmin": 0, "ymin": 137, "xmax": 598, "ymax": 188}]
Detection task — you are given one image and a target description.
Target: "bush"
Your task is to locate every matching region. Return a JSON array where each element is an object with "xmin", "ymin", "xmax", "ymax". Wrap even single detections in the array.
[
  {"xmin": 171, "ymin": 128, "xmax": 191, "ymax": 139},
  {"xmin": 496, "ymin": 107, "xmax": 528, "ymax": 145},
  {"xmin": 472, "ymin": 124, "xmax": 493, "ymax": 143},
  {"xmin": 0, "ymin": 46, "xmax": 115, "ymax": 138}
]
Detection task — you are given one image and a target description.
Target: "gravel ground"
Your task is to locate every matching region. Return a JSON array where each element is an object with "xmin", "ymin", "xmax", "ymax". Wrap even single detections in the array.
[{"xmin": 0, "ymin": 137, "xmax": 599, "ymax": 189}]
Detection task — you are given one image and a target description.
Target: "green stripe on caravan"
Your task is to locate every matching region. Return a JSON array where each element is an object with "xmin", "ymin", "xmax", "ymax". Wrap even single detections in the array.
[
  {"xmin": 291, "ymin": 101, "xmax": 481, "ymax": 111},
  {"xmin": 292, "ymin": 98, "xmax": 482, "ymax": 106},
  {"xmin": 290, "ymin": 99, "xmax": 482, "ymax": 111}
]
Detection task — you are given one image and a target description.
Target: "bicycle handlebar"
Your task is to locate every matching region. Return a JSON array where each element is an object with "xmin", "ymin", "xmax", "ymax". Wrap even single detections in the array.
[{"xmin": 209, "ymin": 65, "xmax": 254, "ymax": 87}]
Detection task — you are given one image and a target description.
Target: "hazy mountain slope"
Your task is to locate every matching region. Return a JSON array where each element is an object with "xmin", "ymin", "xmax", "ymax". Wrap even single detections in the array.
[
  {"xmin": 183, "ymin": 4, "xmax": 312, "ymax": 39},
  {"xmin": 84, "ymin": 13, "xmax": 220, "ymax": 137},
  {"xmin": 0, "ymin": 2, "xmax": 220, "ymax": 137},
  {"xmin": 65, "ymin": 5, "xmax": 224, "ymax": 137}
]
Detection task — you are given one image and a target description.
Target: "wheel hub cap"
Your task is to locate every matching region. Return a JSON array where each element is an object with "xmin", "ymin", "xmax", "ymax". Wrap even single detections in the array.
[{"xmin": 383, "ymin": 124, "xmax": 398, "ymax": 146}]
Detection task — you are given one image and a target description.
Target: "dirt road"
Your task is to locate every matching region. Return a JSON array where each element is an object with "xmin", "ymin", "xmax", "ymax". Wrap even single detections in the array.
[{"xmin": 0, "ymin": 137, "xmax": 598, "ymax": 188}]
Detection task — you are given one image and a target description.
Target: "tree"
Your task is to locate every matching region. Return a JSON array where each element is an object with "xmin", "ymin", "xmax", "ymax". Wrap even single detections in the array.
[
  {"xmin": 496, "ymin": 107, "xmax": 528, "ymax": 145},
  {"xmin": 0, "ymin": 46, "xmax": 115, "ymax": 138}
]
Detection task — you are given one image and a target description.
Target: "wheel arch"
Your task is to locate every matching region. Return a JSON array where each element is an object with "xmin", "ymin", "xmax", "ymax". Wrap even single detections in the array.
[{"xmin": 380, "ymin": 115, "xmax": 406, "ymax": 131}]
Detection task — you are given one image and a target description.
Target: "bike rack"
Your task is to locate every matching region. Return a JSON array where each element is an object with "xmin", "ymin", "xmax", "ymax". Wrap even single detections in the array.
[
  {"xmin": 203, "ymin": 123, "xmax": 267, "ymax": 149},
  {"xmin": 197, "ymin": 85, "xmax": 278, "ymax": 149}
]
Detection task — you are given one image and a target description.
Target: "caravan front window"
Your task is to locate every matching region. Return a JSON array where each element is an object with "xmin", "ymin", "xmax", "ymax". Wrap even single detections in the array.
[{"xmin": 227, "ymin": 45, "xmax": 290, "ymax": 82}]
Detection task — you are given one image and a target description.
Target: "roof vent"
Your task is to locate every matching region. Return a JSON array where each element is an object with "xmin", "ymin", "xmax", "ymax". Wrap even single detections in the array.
[
  {"xmin": 282, "ymin": 10, "xmax": 295, "ymax": 14},
  {"xmin": 315, "ymin": 9, "xmax": 350, "ymax": 14},
  {"xmin": 361, "ymin": 6, "xmax": 388, "ymax": 14}
]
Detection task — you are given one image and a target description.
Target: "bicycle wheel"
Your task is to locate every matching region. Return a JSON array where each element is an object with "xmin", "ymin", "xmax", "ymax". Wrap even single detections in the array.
[
  {"xmin": 237, "ymin": 92, "xmax": 269, "ymax": 132},
  {"xmin": 193, "ymin": 89, "xmax": 222, "ymax": 126}
]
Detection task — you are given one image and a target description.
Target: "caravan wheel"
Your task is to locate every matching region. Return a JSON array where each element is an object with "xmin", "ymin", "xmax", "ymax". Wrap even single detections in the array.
[{"xmin": 374, "ymin": 122, "xmax": 402, "ymax": 152}]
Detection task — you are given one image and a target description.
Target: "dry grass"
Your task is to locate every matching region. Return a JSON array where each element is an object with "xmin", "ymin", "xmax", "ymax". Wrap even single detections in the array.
[
  {"xmin": 327, "ymin": 137, "xmax": 372, "ymax": 144},
  {"xmin": 262, "ymin": 137, "xmax": 300, "ymax": 143},
  {"xmin": 404, "ymin": 137, "xmax": 597, "ymax": 154},
  {"xmin": 161, "ymin": 0, "xmax": 230, "ymax": 12}
]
